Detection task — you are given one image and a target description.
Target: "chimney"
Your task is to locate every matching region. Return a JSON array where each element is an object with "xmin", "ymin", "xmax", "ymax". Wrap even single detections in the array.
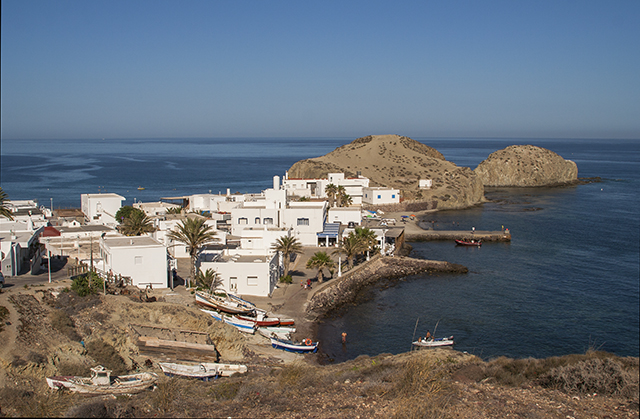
[{"xmin": 273, "ymin": 175, "xmax": 280, "ymax": 190}]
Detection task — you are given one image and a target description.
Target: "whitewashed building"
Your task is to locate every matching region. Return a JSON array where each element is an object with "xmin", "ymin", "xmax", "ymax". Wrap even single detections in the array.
[
  {"xmin": 199, "ymin": 251, "xmax": 279, "ymax": 297},
  {"xmin": 362, "ymin": 187, "xmax": 400, "ymax": 205},
  {"xmin": 81, "ymin": 193, "xmax": 125, "ymax": 226},
  {"xmin": 282, "ymin": 172, "xmax": 370, "ymax": 205},
  {"xmin": 99, "ymin": 236, "xmax": 169, "ymax": 289}
]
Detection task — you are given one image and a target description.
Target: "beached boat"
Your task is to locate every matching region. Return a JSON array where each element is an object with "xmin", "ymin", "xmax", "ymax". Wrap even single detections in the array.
[
  {"xmin": 258, "ymin": 325, "xmax": 297, "ymax": 340},
  {"xmin": 236, "ymin": 312, "xmax": 281, "ymax": 327},
  {"xmin": 270, "ymin": 337, "xmax": 318, "ymax": 353},
  {"xmin": 158, "ymin": 362, "xmax": 247, "ymax": 380},
  {"xmin": 46, "ymin": 365, "xmax": 157, "ymax": 394},
  {"xmin": 200, "ymin": 309, "xmax": 256, "ymax": 334},
  {"xmin": 455, "ymin": 239, "xmax": 482, "ymax": 246},
  {"xmin": 195, "ymin": 290, "xmax": 256, "ymax": 315},
  {"xmin": 412, "ymin": 336, "xmax": 454, "ymax": 348}
]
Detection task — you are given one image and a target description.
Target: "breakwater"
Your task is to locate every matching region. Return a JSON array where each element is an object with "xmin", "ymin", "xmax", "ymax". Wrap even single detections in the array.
[
  {"xmin": 406, "ymin": 230, "xmax": 511, "ymax": 242},
  {"xmin": 305, "ymin": 256, "xmax": 467, "ymax": 320}
]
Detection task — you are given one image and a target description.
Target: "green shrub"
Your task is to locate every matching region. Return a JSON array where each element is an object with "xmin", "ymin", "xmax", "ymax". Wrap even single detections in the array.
[
  {"xmin": 279, "ymin": 275, "xmax": 293, "ymax": 284},
  {"xmin": 71, "ymin": 272, "xmax": 103, "ymax": 297}
]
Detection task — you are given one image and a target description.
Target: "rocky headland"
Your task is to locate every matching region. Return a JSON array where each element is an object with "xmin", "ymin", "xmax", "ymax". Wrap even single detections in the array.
[
  {"xmin": 474, "ymin": 144, "xmax": 579, "ymax": 187},
  {"xmin": 287, "ymin": 134, "xmax": 485, "ymax": 211}
]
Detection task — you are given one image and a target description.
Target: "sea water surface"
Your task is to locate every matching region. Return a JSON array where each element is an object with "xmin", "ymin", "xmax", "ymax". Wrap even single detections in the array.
[{"xmin": 2, "ymin": 137, "xmax": 638, "ymax": 361}]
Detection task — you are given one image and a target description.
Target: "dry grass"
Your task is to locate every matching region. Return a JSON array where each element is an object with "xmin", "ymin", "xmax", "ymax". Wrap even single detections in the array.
[{"xmin": 49, "ymin": 309, "xmax": 82, "ymax": 342}]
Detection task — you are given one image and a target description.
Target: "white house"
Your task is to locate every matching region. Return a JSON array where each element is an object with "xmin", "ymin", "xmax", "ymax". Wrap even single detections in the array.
[
  {"xmin": 81, "ymin": 193, "xmax": 125, "ymax": 226},
  {"xmin": 154, "ymin": 214, "xmax": 223, "ymax": 259},
  {"xmin": 362, "ymin": 187, "xmax": 400, "ymax": 205},
  {"xmin": 133, "ymin": 201, "xmax": 181, "ymax": 217},
  {"xmin": 283, "ymin": 172, "xmax": 370, "ymax": 205},
  {"xmin": 99, "ymin": 236, "xmax": 169, "ymax": 289},
  {"xmin": 199, "ymin": 251, "xmax": 279, "ymax": 297},
  {"xmin": 419, "ymin": 179, "xmax": 433, "ymax": 189},
  {"xmin": 327, "ymin": 206, "xmax": 362, "ymax": 226}
]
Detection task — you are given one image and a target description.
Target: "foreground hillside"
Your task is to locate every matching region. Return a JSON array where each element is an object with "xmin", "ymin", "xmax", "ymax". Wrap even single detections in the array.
[{"xmin": 0, "ymin": 285, "xmax": 637, "ymax": 418}]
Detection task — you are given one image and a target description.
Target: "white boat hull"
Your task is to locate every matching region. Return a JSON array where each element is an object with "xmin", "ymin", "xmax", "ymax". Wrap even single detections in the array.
[
  {"xmin": 412, "ymin": 336, "xmax": 454, "ymax": 347},
  {"xmin": 158, "ymin": 362, "xmax": 247, "ymax": 380}
]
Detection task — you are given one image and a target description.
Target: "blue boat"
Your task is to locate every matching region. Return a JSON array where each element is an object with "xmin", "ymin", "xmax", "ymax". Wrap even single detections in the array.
[
  {"xmin": 200, "ymin": 309, "xmax": 256, "ymax": 334},
  {"xmin": 270, "ymin": 337, "xmax": 318, "ymax": 353}
]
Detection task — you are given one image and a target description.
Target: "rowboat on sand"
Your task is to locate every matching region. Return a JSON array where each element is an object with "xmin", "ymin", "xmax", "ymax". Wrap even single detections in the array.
[
  {"xmin": 158, "ymin": 362, "xmax": 247, "ymax": 380},
  {"xmin": 195, "ymin": 290, "xmax": 256, "ymax": 316},
  {"xmin": 200, "ymin": 309, "xmax": 256, "ymax": 334},
  {"xmin": 46, "ymin": 365, "xmax": 157, "ymax": 394},
  {"xmin": 270, "ymin": 337, "xmax": 318, "ymax": 353},
  {"xmin": 236, "ymin": 312, "xmax": 281, "ymax": 327},
  {"xmin": 258, "ymin": 325, "xmax": 296, "ymax": 340}
]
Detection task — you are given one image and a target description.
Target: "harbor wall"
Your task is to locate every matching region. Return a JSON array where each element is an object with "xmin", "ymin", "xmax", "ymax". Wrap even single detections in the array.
[{"xmin": 305, "ymin": 256, "xmax": 467, "ymax": 320}]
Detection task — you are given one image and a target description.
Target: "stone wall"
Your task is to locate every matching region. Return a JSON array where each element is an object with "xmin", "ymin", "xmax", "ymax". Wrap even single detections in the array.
[{"xmin": 305, "ymin": 256, "xmax": 467, "ymax": 320}]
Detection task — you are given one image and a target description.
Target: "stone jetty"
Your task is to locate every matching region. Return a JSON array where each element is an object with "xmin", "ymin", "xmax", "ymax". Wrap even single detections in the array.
[
  {"xmin": 406, "ymin": 229, "xmax": 511, "ymax": 242},
  {"xmin": 305, "ymin": 256, "xmax": 468, "ymax": 320}
]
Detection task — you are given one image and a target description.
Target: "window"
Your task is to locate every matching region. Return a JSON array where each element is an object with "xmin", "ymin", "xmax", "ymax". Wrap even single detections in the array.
[
  {"xmin": 377, "ymin": 195, "xmax": 381, "ymax": 199},
  {"xmin": 247, "ymin": 276, "xmax": 258, "ymax": 286},
  {"xmin": 255, "ymin": 217, "xmax": 261, "ymax": 224},
  {"xmin": 297, "ymin": 218, "xmax": 309, "ymax": 226},
  {"xmin": 392, "ymin": 194, "xmax": 396, "ymax": 199},
  {"xmin": 134, "ymin": 256, "xmax": 143, "ymax": 265},
  {"xmin": 263, "ymin": 217, "xmax": 273, "ymax": 225},
  {"xmin": 238, "ymin": 217, "xmax": 248, "ymax": 224}
]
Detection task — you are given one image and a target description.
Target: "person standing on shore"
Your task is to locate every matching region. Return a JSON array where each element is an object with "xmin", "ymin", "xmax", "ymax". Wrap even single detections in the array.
[{"xmin": 342, "ymin": 332, "xmax": 347, "ymax": 344}]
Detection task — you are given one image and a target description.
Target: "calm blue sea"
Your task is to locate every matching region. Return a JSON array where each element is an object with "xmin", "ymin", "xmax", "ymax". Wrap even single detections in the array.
[{"xmin": 2, "ymin": 137, "xmax": 639, "ymax": 361}]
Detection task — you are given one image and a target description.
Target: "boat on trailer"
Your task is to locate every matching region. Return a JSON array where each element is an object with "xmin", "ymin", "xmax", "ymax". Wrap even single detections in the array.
[
  {"xmin": 158, "ymin": 362, "xmax": 247, "ymax": 380},
  {"xmin": 46, "ymin": 365, "xmax": 157, "ymax": 394}
]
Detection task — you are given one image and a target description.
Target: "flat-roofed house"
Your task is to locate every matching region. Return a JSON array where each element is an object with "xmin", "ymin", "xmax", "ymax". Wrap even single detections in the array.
[
  {"xmin": 100, "ymin": 236, "xmax": 169, "ymax": 289},
  {"xmin": 199, "ymin": 251, "xmax": 279, "ymax": 297},
  {"xmin": 363, "ymin": 187, "xmax": 400, "ymax": 205},
  {"xmin": 81, "ymin": 193, "xmax": 125, "ymax": 227}
]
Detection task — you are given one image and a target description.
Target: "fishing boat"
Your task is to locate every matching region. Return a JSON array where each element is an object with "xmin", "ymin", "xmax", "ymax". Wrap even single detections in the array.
[
  {"xmin": 200, "ymin": 309, "xmax": 256, "ymax": 334},
  {"xmin": 158, "ymin": 362, "xmax": 247, "ymax": 380},
  {"xmin": 46, "ymin": 365, "xmax": 157, "ymax": 394},
  {"xmin": 270, "ymin": 337, "xmax": 318, "ymax": 353},
  {"xmin": 258, "ymin": 325, "xmax": 297, "ymax": 340},
  {"xmin": 137, "ymin": 186, "xmax": 145, "ymax": 190},
  {"xmin": 195, "ymin": 290, "xmax": 256, "ymax": 315},
  {"xmin": 236, "ymin": 312, "xmax": 281, "ymax": 327},
  {"xmin": 412, "ymin": 336, "xmax": 455, "ymax": 348},
  {"xmin": 455, "ymin": 239, "xmax": 482, "ymax": 246}
]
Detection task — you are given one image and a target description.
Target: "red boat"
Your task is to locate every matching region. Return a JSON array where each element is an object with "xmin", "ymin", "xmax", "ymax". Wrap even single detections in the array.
[
  {"xmin": 236, "ymin": 313, "xmax": 280, "ymax": 327},
  {"xmin": 455, "ymin": 239, "xmax": 482, "ymax": 246}
]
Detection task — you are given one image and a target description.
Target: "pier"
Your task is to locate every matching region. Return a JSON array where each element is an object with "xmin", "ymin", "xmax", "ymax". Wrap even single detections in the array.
[{"xmin": 406, "ymin": 230, "xmax": 511, "ymax": 242}]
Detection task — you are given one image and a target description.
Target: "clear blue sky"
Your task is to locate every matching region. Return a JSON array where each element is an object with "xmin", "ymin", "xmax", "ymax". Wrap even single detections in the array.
[{"xmin": 2, "ymin": 0, "xmax": 639, "ymax": 140}]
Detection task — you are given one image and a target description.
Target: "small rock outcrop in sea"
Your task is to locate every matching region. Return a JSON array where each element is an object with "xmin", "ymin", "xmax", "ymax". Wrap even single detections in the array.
[
  {"xmin": 474, "ymin": 145, "xmax": 578, "ymax": 187},
  {"xmin": 287, "ymin": 134, "xmax": 485, "ymax": 210}
]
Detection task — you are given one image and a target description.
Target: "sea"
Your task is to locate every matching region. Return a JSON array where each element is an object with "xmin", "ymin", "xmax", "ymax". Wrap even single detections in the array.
[{"xmin": 1, "ymin": 137, "xmax": 638, "ymax": 362}]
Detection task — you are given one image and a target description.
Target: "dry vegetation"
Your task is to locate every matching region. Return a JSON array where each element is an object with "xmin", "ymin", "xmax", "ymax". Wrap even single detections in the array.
[{"xmin": 0, "ymin": 287, "xmax": 638, "ymax": 418}]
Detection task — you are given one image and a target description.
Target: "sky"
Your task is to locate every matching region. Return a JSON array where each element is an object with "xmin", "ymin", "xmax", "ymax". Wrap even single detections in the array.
[{"xmin": 1, "ymin": 0, "xmax": 639, "ymax": 140}]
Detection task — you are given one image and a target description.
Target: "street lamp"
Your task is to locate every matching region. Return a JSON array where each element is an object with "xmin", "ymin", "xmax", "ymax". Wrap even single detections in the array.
[{"xmin": 46, "ymin": 238, "xmax": 52, "ymax": 283}]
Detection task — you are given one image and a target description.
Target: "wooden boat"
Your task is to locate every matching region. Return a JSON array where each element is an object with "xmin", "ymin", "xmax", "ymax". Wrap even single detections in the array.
[
  {"xmin": 200, "ymin": 309, "xmax": 256, "ymax": 334},
  {"xmin": 455, "ymin": 239, "xmax": 482, "ymax": 246},
  {"xmin": 195, "ymin": 290, "xmax": 256, "ymax": 315},
  {"xmin": 47, "ymin": 365, "xmax": 157, "ymax": 394},
  {"xmin": 270, "ymin": 337, "xmax": 318, "ymax": 353},
  {"xmin": 236, "ymin": 312, "xmax": 281, "ymax": 327},
  {"xmin": 251, "ymin": 307, "xmax": 295, "ymax": 326},
  {"xmin": 158, "ymin": 362, "xmax": 247, "ymax": 380},
  {"xmin": 258, "ymin": 326, "xmax": 297, "ymax": 340},
  {"xmin": 412, "ymin": 336, "xmax": 454, "ymax": 348}
]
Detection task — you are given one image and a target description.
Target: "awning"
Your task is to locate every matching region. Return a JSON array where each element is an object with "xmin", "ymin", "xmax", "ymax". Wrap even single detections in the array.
[{"xmin": 317, "ymin": 223, "xmax": 340, "ymax": 238}]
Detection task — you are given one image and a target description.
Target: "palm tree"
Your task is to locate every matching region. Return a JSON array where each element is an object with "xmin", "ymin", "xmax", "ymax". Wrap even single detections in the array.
[
  {"xmin": 339, "ymin": 192, "xmax": 352, "ymax": 207},
  {"xmin": 120, "ymin": 210, "xmax": 155, "ymax": 236},
  {"xmin": 325, "ymin": 183, "xmax": 338, "ymax": 208},
  {"xmin": 196, "ymin": 268, "xmax": 223, "ymax": 291},
  {"xmin": 336, "ymin": 185, "xmax": 347, "ymax": 207},
  {"xmin": 333, "ymin": 232, "xmax": 366, "ymax": 269},
  {"xmin": 0, "ymin": 187, "xmax": 14, "ymax": 220},
  {"xmin": 271, "ymin": 235, "xmax": 303, "ymax": 278},
  {"xmin": 306, "ymin": 251, "xmax": 335, "ymax": 283},
  {"xmin": 166, "ymin": 218, "xmax": 217, "ymax": 288},
  {"xmin": 355, "ymin": 226, "xmax": 378, "ymax": 260}
]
